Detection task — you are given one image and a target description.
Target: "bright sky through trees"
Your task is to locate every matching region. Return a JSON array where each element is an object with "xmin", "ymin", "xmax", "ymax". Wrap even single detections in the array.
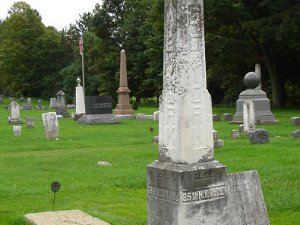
[{"xmin": 0, "ymin": 0, "xmax": 102, "ymax": 30}]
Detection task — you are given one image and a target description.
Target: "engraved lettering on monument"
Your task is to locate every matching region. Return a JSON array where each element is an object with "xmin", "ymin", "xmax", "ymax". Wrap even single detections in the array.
[{"xmin": 85, "ymin": 96, "xmax": 113, "ymax": 115}]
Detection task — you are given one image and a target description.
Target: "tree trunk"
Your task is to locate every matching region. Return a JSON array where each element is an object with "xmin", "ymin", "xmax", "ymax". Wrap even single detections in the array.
[{"xmin": 262, "ymin": 45, "xmax": 285, "ymax": 108}]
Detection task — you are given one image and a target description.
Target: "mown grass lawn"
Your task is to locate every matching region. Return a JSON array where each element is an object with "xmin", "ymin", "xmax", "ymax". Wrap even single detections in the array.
[{"xmin": 0, "ymin": 101, "xmax": 299, "ymax": 225}]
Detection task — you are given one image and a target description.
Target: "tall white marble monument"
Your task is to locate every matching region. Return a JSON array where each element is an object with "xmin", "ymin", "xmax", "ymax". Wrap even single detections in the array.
[
  {"xmin": 147, "ymin": 1, "xmax": 270, "ymax": 225},
  {"xmin": 159, "ymin": 0, "xmax": 213, "ymax": 164}
]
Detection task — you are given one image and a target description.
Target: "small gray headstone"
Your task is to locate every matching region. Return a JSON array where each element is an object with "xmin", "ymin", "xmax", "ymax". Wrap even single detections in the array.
[
  {"xmin": 36, "ymin": 100, "xmax": 43, "ymax": 110},
  {"xmin": 13, "ymin": 125, "xmax": 22, "ymax": 136},
  {"xmin": 26, "ymin": 117, "xmax": 35, "ymax": 128},
  {"xmin": 22, "ymin": 98, "xmax": 33, "ymax": 110},
  {"xmin": 231, "ymin": 130, "xmax": 240, "ymax": 139},
  {"xmin": 223, "ymin": 113, "xmax": 233, "ymax": 121},
  {"xmin": 0, "ymin": 95, "xmax": 3, "ymax": 103},
  {"xmin": 213, "ymin": 114, "xmax": 221, "ymax": 121},
  {"xmin": 249, "ymin": 129, "xmax": 269, "ymax": 144},
  {"xmin": 291, "ymin": 117, "xmax": 300, "ymax": 126},
  {"xmin": 213, "ymin": 130, "xmax": 219, "ymax": 141},
  {"xmin": 291, "ymin": 130, "xmax": 300, "ymax": 138},
  {"xmin": 49, "ymin": 98, "xmax": 57, "ymax": 109}
]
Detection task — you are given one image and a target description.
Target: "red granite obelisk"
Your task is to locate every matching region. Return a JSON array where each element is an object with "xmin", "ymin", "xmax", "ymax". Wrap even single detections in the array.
[{"xmin": 115, "ymin": 49, "xmax": 134, "ymax": 115}]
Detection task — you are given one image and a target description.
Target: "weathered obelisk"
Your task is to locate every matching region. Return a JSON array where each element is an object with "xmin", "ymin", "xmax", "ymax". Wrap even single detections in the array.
[
  {"xmin": 115, "ymin": 49, "xmax": 134, "ymax": 116},
  {"xmin": 147, "ymin": 1, "xmax": 270, "ymax": 225},
  {"xmin": 147, "ymin": 0, "xmax": 225, "ymax": 224}
]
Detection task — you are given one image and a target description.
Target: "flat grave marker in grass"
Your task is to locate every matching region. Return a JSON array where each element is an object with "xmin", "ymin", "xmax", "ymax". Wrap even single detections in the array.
[{"xmin": 25, "ymin": 210, "xmax": 110, "ymax": 225}]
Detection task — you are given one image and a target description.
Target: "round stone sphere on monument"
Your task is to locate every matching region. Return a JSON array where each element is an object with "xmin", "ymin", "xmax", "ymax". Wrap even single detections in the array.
[{"xmin": 244, "ymin": 72, "xmax": 260, "ymax": 89}]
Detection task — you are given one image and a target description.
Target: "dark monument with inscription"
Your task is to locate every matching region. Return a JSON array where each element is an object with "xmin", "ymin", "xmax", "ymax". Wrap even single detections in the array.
[
  {"xmin": 78, "ymin": 96, "xmax": 119, "ymax": 124},
  {"xmin": 147, "ymin": 1, "xmax": 270, "ymax": 224},
  {"xmin": 85, "ymin": 96, "xmax": 113, "ymax": 114}
]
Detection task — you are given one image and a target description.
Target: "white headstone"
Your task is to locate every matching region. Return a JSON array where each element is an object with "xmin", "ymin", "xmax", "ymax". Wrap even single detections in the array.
[
  {"xmin": 159, "ymin": 0, "xmax": 213, "ymax": 164},
  {"xmin": 42, "ymin": 112, "xmax": 59, "ymax": 139},
  {"xmin": 75, "ymin": 77, "xmax": 86, "ymax": 115},
  {"xmin": 13, "ymin": 125, "xmax": 21, "ymax": 136},
  {"xmin": 243, "ymin": 100, "xmax": 256, "ymax": 133},
  {"xmin": 9, "ymin": 101, "xmax": 21, "ymax": 123}
]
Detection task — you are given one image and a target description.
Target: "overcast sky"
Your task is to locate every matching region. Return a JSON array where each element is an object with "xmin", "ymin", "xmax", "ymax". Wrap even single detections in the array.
[{"xmin": 0, "ymin": 0, "xmax": 102, "ymax": 30}]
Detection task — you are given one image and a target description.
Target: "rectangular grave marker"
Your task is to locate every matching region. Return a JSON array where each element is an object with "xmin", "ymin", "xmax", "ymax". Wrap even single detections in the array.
[
  {"xmin": 85, "ymin": 96, "xmax": 113, "ymax": 115},
  {"xmin": 42, "ymin": 112, "xmax": 59, "ymax": 139}
]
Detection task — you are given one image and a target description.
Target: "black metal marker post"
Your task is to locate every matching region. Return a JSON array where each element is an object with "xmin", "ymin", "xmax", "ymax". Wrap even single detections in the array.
[{"xmin": 50, "ymin": 181, "xmax": 61, "ymax": 211}]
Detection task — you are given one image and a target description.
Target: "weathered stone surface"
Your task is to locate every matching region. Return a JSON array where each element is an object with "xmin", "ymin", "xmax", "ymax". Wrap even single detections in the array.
[
  {"xmin": 36, "ymin": 100, "xmax": 43, "ymax": 110},
  {"xmin": 291, "ymin": 117, "xmax": 300, "ymax": 126},
  {"xmin": 158, "ymin": 0, "xmax": 214, "ymax": 164},
  {"xmin": 213, "ymin": 114, "xmax": 221, "ymax": 121},
  {"xmin": 249, "ymin": 129, "xmax": 269, "ymax": 144},
  {"xmin": 0, "ymin": 95, "xmax": 3, "ymax": 103},
  {"xmin": 78, "ymin": 114, "xmax": 119, "ymax": 125},
  {"xmin": 148, "ymin": 160, "xmax": 227, "ymax": 225},
  {"xmin": 223, "ymin": 113, "xmax": 233, "ymax": 121},
  {"xmin": 25, "ymin": 210, "xmax": 110, "ymax": 225},
  {"xmin": 291, "ymin": 130, "xmax": 300, "ymax": 138},
  {"xmin": 56, "ymin": 90, "xmax": 70, "ymax": 117},
  {"xmin": 8, "ymin": 101, "xmax": 22, "ymax": 124},
  {"xmin": 148, "ymin": 161, "xmax": 270, "ymax": 225},
  {"xmin": 42, "ymin": 112, "xmax": 59, "ymax": 140},
  {"xmin": 226, "ymin": 171, "xmax": 270, "ymax": 225}
]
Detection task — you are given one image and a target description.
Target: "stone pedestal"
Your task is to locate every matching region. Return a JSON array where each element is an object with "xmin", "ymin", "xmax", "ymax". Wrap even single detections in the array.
[
  {"xmin": 148, "ymin": 160, "xmax": 227, "ymax": 225},
  {"xmin": 148, "ymin": 161, "xmax": 270, "ymax": 225},
  {"xmin": 233, "ymin": 72, "xmax": 277, "ymax": 124},
  {"xmin": 115, "ymin": 50, "xmax": 134, "ymax": 116}
]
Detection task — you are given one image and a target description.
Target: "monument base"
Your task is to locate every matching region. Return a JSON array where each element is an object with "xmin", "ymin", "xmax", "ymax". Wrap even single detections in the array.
[
  {"xmin": 147, "ymin": 160, "xmax": 269, "ymax": 225},
  {"xmin": 232, "ymin": 89, "xmax": 278, "ymax": 124},
  {"xmin": 78, "ymin": 114, "xmax": 120, "ymax": 124}
]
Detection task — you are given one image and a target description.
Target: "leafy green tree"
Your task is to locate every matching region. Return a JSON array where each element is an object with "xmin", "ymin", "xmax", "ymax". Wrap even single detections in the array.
[
  {"xmin": 205, "ymin": 0, "xmax": 300, "ymax": 107},
  {"xmin": 0, "ymin": 1, "xmax": 72, "ymax": 97}
]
